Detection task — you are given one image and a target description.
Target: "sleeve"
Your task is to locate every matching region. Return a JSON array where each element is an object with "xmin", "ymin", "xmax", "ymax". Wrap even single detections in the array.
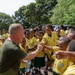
[{"xmin": 6, "ymin": 47, "xmax": 27, "ymax": 61}]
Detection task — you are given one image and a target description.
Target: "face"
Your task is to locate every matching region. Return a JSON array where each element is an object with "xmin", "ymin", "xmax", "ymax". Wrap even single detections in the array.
[
  {"xmin": 58, "ymin": 41, "xmax": 67, "ymax": 51},
  {"xmin": 66, "ymin": 33, "xmax": 74, "ymax": 40},
  {"xmin": 42, "ymin": 26, "xmax": 46, "ymax": 32},
  {"xmin": 30, "ymin": 29, "xmax": 35, "ymax": 37},
  {"xmin": 45, "ymin": 27, "xmax": 52, "ymax": 34},
  {"xmin": 55, "ymin": 29, "xmax": 60, "ymax": 36},
  {"xmin": 38, "ymin": 33, "xmax": 43, "ymax": 40}
]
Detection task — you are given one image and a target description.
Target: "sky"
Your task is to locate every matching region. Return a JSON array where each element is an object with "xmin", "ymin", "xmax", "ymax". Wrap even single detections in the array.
[{"xmin": 0, "ymin": 0, "xmax": 35, "ymax": 16}]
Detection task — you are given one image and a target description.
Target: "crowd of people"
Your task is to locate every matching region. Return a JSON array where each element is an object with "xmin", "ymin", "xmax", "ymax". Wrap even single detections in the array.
[{"xmin": 0, "ymin": 23, "xmax": 75, "ymax": 75}]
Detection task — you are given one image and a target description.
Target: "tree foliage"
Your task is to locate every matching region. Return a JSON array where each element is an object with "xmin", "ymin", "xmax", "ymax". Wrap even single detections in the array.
[
  {"xmin": 0, "ymin": 12, "xmax": 13, "ymax": 30},
  {"xmin": 13, "ymin": 0, "xmax": 57, "ymax": 28},
  {"xmin": 50, "ymin": 0, "xmax": 75, "ymax": 26}
]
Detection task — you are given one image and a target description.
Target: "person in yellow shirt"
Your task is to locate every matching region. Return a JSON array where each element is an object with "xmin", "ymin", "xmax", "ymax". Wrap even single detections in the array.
[
  {"xmin": 42, "ymin": 24, "xmax": 58, "ymax": 75},
  {"xmin": 59, "ymin": 25, "xmax": 65, "ymax": 37},
  {"xmin": 24, "ymin": 29, "xmax": 37, "ymax": 69},
  {"xmin": 63, "ymin": 40, "xmax": 75, "ymax": 75},
  {"xmin": 25, "ymin": 29, "xmax": 37, "ymax": 51},
  {"xmin": 52, "ymin": 37, "xmax": 71, "ymax": 75},
  {"xmin": 2, "ymin": 29, "xmax": 9, "ymax": 39},
  {"xmin": 33, "ymin": 31, "xmax": 45, "ymax": 75},
  {"xmin": 19, "ymin": 37, "xmax": 31, "ymax": 75},
  {"xmin": 29, "ymin": 28, "xmax": 37, "ymax": 48},
  {"xmin": 0, "ymin": 38, "xmax": 5, "ymax": 48}
]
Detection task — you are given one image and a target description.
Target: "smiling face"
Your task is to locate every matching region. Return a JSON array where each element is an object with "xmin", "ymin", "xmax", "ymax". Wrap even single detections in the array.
[
  {"xmin": 57, "ymin": 37, "xmax": 71, "ymax": 51},
  {"xmin": 45, "ymin": 27, "xmax": 52, "ymax": 35}
]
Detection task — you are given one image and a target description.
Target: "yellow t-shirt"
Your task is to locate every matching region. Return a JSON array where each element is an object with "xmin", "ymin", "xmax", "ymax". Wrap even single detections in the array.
[
  {"xmin": 65, "ymin": 30, "xmax": 68, "ymax": 35},
  {"xmin": 2, "ymin": 33, "xmax": 9, "ymax": 39},
  {"xmin": 52, "ymin": 58, "xmax": 71, "ymax": 75},
  {"xmin": 19, "ymin": 44, "xmax": 27, "ymax": 68},
  {"xmin": 42, "ymin": 32, "xmax": 58, "ymax": 54},
  {"xmin": 63, "ymin": 64, "xmax": 75, "ymax": 75},
  {"xmin": 60, "ymin": 29, "xmax": 65, "ymax": 37},
  {"xmin": 26, "ymin": 36, "xmax": 37, "ymax": 48},
  {"xmin": 36, "ymin": 39, "xmax": 45, "ymax": 57}
]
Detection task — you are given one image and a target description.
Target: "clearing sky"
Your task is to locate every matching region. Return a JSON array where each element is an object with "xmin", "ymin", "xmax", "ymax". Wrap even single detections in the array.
[{"xmin": 0, "ymin": 0, "xmax": 35, "ymax": 16}]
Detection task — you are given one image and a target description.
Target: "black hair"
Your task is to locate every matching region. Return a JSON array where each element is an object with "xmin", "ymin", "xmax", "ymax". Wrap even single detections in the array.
[
  {"xmin": 38, "ymin": 31, "xmax": 44, "ymax": 36},
  {"xmin": 46, "ymin": 24, "xmax": 53, "ymax": 30},
  {"xmin": 24, "ymin": 29, "xmax": 30, "ymax": 35},
  {"xmin": 59, "ymin": 37, "xmax": 71, "ymax": 45}
]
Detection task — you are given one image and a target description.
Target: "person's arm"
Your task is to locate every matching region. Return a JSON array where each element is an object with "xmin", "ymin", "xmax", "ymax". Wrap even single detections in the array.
[
  {"xmin": 23, "ymin": 44, "xmax": 43, "ymax": 60},
  {"xmin": 44, "ymin": 48, "xmax": 53, "ymax": 61},
  {"xmin": 41, "ymin": 43, "xmax": 53, "ymax": 51},
  {"xmin": 44, "ymin": 45, "xmax": 53, "ymax": 51},
  {"xmin": 55, "ymin": 51, "xmax": 75, "ymax": 59}
]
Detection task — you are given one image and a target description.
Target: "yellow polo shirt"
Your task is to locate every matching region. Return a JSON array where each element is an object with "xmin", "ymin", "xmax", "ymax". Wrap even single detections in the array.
[
  {"xmin": 26, "ymin": 36, "xmax": 37, "ymax": 48},
  {"xmin": 52, "ymin": 58, "xmax": 71, "ymax": 75},
  {"xmin": 42, "ymin": 32, "xmax": 58, "ymax": 54},
  {"xmin": 36, "ymin": 39, "xmax": 45, "ymax": 57},
  {"xmin": 63, "ymin": 64, "xmax": 75, "ymax": 75}
]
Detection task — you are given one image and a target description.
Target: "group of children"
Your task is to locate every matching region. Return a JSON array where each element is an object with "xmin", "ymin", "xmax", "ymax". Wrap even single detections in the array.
[{"xmin": 0, "ymin": 24, "xmax": 75, "ymax": 75}]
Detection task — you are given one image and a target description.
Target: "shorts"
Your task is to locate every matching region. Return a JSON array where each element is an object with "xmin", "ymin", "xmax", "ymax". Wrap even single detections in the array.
[{"xmin": 34, "ymin": 57, "xmax": 45, "ymax": 68}]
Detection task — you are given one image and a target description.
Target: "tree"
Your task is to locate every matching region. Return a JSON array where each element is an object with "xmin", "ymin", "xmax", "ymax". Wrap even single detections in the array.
[
  {"xmin": 13, "ymin": 0, "xmax": 57, "ymax": 28},
  {"xmin": 0, "ymin": 12, "xmax": 13, "ymax": 30},
  {"xmin": 12, "ymin": 6, "xmax": 30, "ymax": 29},
  {"xmin": 50, "ymin": 0, "xmax": 75, "ymax": 26}
]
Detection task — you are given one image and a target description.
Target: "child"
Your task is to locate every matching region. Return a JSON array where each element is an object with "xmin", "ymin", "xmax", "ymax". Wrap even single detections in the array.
[
  {"xmin": 19, "ymin": 37, "xmax": 31, "ymax": 75},
  {"xmin": 52, "ymin": 37, "xmax": 71, "ymax": 75},
  {"xmin": 63, "ymin": 40, "xmax": 75, "ymax": 75},
  {"xmin": 33, "ymin": 31, "xmax": 45, "ymax": 75},
  {"xmin": 41, "ymin": 24, "xmax": 58, "ymax": 75}
]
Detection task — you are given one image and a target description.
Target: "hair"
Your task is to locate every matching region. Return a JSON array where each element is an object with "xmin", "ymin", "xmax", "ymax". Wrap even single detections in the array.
[
  {"xmin": 24, "ymin": 29, "xmax": 30, "ymax": 35},
  {"xmin": 68, "ymin": 40, "xmax": 75, "ymax": 51},
  {"xmin": 46, "ymin": 24, "xmax": 53, "ymax": 30},
  {"xmin": 38, "ymin": 31, "xmax": 44, "ymax": 36},
  {"xmin": 59, "ymin": 37, "xmax": 71, "ymax": 45},
  {"xmin": 9, "ymin": 23, "xmax": 22, "ymax": 35}
]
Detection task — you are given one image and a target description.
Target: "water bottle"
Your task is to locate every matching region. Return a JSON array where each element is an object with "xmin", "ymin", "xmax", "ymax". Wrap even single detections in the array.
[{"xmin": 25, "ymin": 60, "xmax": 31, "ymax": 72}]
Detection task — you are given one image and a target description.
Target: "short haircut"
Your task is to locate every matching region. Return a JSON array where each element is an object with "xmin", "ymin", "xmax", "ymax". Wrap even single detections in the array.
[
  {"xmin": 46, "ymin": 24, "xmax": 53, "ymax": 30},
  {"xmin": 9, "ymin": 23, "xmax": 22, "ymax": 35},
  {"xmin": 24, "ymin": 29, "xmax": 30, "ymax": 35},
  {"xmin": 38, "ymin": 31, "xmax": 44, "ymax": 36},
  {"xmin": 59, "ymin": 37, "xmax": 71, "ymax": 45},
  {"xmin": 68, "ymin": 40, "xmax": 75, "ymax": 51}
]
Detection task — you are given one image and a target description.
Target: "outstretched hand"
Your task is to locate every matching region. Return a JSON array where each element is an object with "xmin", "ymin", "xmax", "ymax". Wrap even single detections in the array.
[{"xmin": 55, "ymin": 50, "xmax": 68, "ymax": 59}]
